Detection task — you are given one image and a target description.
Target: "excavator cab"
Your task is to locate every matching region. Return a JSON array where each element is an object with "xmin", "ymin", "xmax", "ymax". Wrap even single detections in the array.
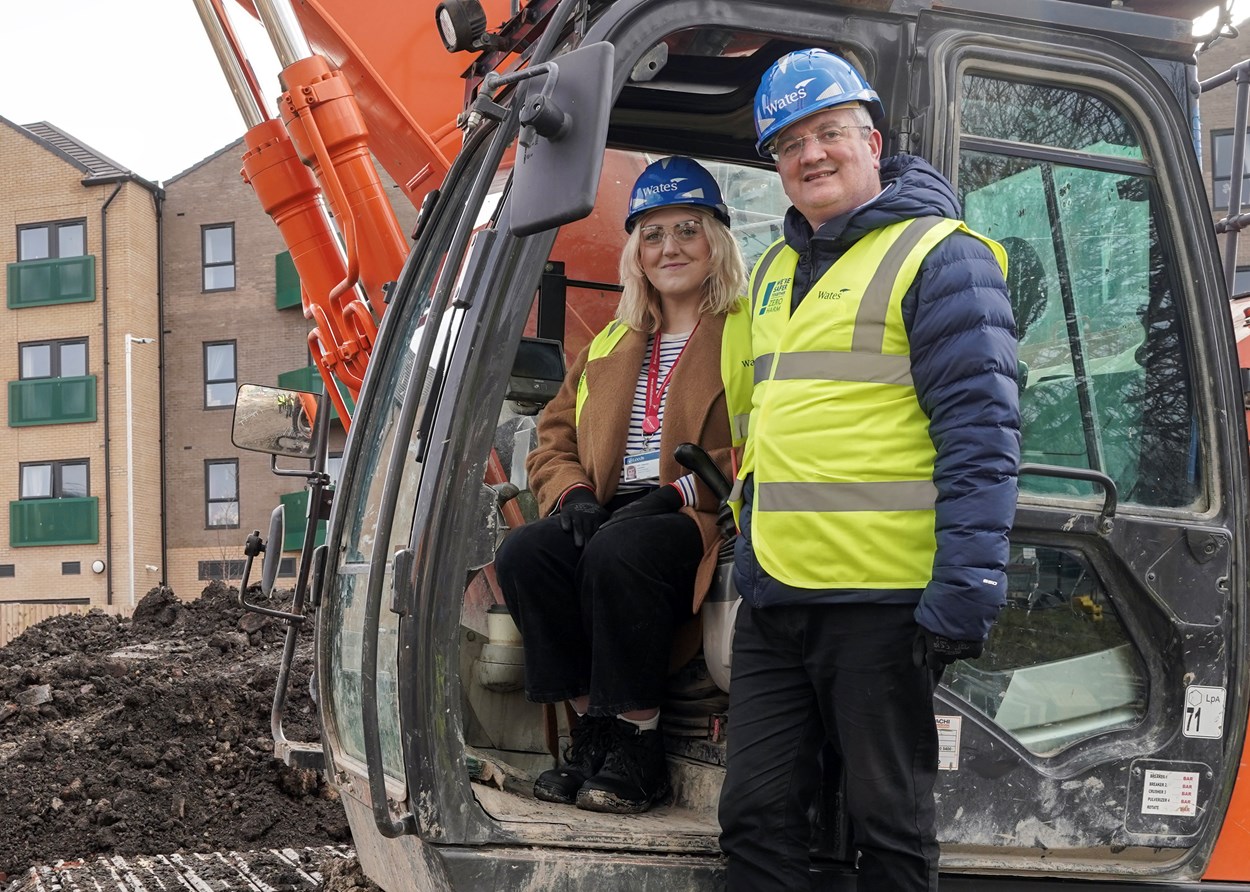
[{"xmin": 254, "ymin": 0, "xmax": 1250, "ymax": 888}]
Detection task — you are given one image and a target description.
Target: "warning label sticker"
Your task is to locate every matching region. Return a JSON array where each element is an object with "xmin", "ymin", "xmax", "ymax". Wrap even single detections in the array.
[
  {"xmin": 936, "ymin": 715, "xmax": 962, "ymax": 771},
  {"xmin": 1182, "ymin": 685, "xmax": 1226, "ymax": 740},
  {"xmin": 1140, "ymin": 769, "xmax": 1199, "ymax": 817}
]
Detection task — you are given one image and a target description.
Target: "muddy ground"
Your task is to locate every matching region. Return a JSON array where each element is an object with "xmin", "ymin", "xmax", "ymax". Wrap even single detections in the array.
[{"xmin": 0, "ymin": 582, "xmax": 359, "ymax": 881}]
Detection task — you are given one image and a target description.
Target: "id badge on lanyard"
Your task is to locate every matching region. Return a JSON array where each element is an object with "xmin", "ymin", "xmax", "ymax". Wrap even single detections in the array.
[{"xmin": 623, "ymin": 450, "xmax": 661, "ymax": 481}]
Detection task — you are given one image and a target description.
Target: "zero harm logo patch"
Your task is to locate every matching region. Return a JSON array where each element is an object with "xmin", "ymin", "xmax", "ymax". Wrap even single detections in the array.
[{"xmin": 758, "ymin": 278, "xmax": 791, "ymax": 315}]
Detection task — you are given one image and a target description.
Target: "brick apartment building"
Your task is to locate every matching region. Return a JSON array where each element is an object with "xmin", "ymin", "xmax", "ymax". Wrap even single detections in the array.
[
  {"xmin": 1, "ymin": 118, "xmax": 414, "ymax": 644},
  {"xmin": 0, "ymin": 116, "xmax": 162, "ymax": 640},
  {"xmin": 161, "ymin": 139, "xmax": 349, "ymax": 599}
]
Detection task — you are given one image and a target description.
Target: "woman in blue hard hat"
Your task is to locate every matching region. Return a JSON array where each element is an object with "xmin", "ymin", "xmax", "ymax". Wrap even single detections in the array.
[{"xmin": 495, "ymin": 156, "xmax": 747, "ymax": 815}]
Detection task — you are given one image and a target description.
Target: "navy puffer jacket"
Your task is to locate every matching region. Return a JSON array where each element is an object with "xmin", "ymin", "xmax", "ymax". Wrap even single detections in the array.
[{"xmin": 733, "ymin": 154, "xmax": 1021, "ymax": 642}]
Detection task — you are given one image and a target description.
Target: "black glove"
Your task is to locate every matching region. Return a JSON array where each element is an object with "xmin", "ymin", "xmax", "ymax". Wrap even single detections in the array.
[
  {"xmin": 599, "ymin": 485, "xmax": 683, "ymax": 530},
  {"xmin": 557, "ymin": 488, "xmax": 610, "ymax": 548},
  {"xmin": 912, "ymin": 628, "xmax": 983, "ymax": 673},
  {"xmin": 716, "ymin": 501, "xmax": 737, "ymax": 540}
]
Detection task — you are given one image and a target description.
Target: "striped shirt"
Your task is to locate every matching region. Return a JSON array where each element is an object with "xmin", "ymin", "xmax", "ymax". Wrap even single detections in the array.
[{"xmin": 620, "ymin": 331, "xmax": 698, "ymax": 505}]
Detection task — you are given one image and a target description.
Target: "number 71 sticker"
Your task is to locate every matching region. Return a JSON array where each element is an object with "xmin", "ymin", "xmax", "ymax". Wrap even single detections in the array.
[{"xmin": 1183, "ymin": 685, "xmax": 1226, "ymax": 740}]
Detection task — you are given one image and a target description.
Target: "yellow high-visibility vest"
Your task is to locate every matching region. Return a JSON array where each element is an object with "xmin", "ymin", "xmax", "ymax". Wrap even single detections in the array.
[
  {"xmin": 577, "ymin": 300, "xmax": 752, "ymax": 439},
  {"xmin": 726, "ymin": 217, "xmax": 1007, "ymax": 589},
  {"xmin": 575, "ymin": 320, "xmax": 629, "ymax": 426}
]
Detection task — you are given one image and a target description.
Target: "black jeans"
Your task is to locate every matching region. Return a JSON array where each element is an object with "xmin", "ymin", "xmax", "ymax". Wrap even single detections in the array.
[
  {"xmin": 719, "ymin": 601, "xmax": 941, "ymax": 892},
  {"xmin": 494, "ymin": 501, "xmax": 702, "ymax": 716}
]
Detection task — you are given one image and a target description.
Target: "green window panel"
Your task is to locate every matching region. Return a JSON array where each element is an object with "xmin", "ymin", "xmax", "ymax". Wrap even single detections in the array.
[
  {"xmin": 277, "ymin": 365, "xmax": 356, "ymax": 421},
  {"xmin": 275, "ymin": 251, "xmax": 302, "ymax": 310},
  {"xmin": 280, "ymin": 489, "xmax": 326, "ymax": 552},
  {"xmin": 11, "ymin": 497, "xmax": 100, "ymax": 547},
  {"xmin": 8, "ymin": 376, "xmax": 97, "ymax": 426},
  {"xmin": 7, "ymin": 256, "xmax": 96, "ymax": 307}
]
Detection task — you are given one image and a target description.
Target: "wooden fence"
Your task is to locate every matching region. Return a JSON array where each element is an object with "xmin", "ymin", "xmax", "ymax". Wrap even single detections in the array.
[{"xmin": 0, "ymin": 602, "xmax": 113, "ymax": 649}]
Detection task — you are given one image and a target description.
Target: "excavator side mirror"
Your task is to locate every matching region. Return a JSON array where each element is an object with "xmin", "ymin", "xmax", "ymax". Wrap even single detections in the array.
[
  {"xmin": 231, "ymin": 383, "xmax": 323, "ymax": 459},
  {"xmin": 509, "ymin": 41, "xmax": 614, "ymax": 237}
]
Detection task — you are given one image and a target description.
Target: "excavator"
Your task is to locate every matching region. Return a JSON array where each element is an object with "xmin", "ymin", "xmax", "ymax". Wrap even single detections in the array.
[{"xmin": 205, "ymin": 0, "xmax": 1250, "ymax": 888}]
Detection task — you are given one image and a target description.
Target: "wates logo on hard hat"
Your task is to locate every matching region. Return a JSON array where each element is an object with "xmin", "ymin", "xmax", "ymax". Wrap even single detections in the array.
[
  {"xmin": 639, "ymin": 182, "xmax": 681, "ymax": 198},
  {"xmin": 761, "ymin": 78, "xmax": 815, "ymax": 116}
]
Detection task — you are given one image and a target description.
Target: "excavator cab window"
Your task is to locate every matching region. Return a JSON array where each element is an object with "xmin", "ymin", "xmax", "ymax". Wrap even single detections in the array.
[
  {"xmin": 325, "ymin": 127, "xmax": 513, "ymax": 785},
  {"xmin": 945, "ymin": 544, "xmax": 1146, "ymax": 756},
  {"xmin": 958, "ymin": 72, "xmax": 1200, "ymax": 509}
]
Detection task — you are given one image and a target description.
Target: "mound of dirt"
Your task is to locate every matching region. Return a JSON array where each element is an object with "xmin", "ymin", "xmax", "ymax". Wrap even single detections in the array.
[{"xmin": 0, "ymin": 582, "xmax": 350, "ymax": 878}]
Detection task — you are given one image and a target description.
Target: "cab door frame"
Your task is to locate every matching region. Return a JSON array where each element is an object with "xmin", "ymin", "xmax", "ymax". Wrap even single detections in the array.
[{"xmin": 916, "ymin": 8, "xmax": 1248, "ymax": 881}]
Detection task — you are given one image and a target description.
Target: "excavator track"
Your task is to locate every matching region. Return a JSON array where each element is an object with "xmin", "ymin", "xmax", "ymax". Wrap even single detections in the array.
[{"xmin": 9, "ymin": 846, "xmax": 354, "ymax": 892}]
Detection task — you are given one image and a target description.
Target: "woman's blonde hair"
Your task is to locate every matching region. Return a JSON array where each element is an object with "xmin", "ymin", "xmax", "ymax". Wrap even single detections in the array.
[{"xmin": 615, "ymin": 206, "xmax": 748, "ymax": 333}]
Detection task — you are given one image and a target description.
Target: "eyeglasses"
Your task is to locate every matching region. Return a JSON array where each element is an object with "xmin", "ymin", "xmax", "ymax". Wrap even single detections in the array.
[
  {"xmin": 768, "ymin": 124, "xmax": 872, "ymax": 162},
  {"xmin": 639, "ymin": 219, "xmax": 705, "ymax": 246}
]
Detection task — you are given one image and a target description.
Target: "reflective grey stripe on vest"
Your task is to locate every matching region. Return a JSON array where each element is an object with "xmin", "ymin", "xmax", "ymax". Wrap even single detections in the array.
[
  {"xmin": 757, "ymin": 479, "xmax": 937, "ymax": 513},
  {"xmin": 732, "ymin": 413, "xmax": 751, "ymax": 440},
  {"xmin": 851, "ymin": 216, "xmax": 947, "ymax": 353},
  {"xmin": 754, "ymin": 351, "xmax": 912, "ymax": 386},
  {"xmin": 750, "ymin": 240, "xmax": 791, "ymax": 314},
  {"xmin": 752, "ymin": 217, "xmax": 946, "ymax": 386}
]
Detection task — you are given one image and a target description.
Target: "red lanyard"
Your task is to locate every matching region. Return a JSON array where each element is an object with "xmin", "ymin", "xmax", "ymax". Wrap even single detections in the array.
[{"xmin": 642, "ymin": 322, "xmax": 698, "ymax": 435}]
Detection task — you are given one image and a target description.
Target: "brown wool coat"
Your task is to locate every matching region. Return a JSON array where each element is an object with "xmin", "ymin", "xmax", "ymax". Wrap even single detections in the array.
[{"xmin": 527, "ymin": 311, "xmax": 735, "ymax": 613}]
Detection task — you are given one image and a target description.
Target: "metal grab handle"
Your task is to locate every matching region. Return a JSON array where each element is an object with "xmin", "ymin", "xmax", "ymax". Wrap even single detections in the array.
[
  {"xmin": 1019, "ymin": 462, "xmax": 1118, "ymax": 533},
  {"xmin": 675, "ymin": 442, "xmax": 736, "ymax": 540},
  {"xmin": 238, "ymin": 518, "xmax": 305, "ymax": 624}
]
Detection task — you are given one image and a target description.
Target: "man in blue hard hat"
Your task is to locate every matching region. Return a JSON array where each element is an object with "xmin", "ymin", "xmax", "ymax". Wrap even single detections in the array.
[{"xmin": 717, "ymin": 49, "xmax": 1020, "ymax": 890}]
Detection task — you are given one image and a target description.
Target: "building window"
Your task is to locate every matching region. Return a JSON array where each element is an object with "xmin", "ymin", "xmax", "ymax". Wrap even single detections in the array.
[
  {"xmin": 18, "ymin": 220, "xmax": 86, "ymax": 260},
  {"xmin": 206, "ymin": 459, "xmax": 239, "ymax": 528},
  {"xmin": 199, "ymin": 559, "xmax": 246, "ymax": 580},
  {"xmin": 20, "ymin": 460, "xmax": 89, "ymax": 499},
  {"xmin": 1234, "ymin": 266, "xmax": 1250, "ymax": 298},
  {"xmin": 0, "ymin": 565, "xmax": 14, "ymax": 578},
  {"xmin": 1212, "ymin": 129, "xmax": 1250, "ymax": 211},
  {"xmin": 62, "ymin": 561, "xmax": 81, "ymax": 575},
  {"xmin": 20, "ymin": 339, "xmax": 88, "ymax": 379},
  {"xmin": 198, "ymin": 557, "xmax": 295, "ymax": 581},
  {"xmin": 10, "ymin": 220, "xmax": 94, "ymax": 308},
  {"xmin": 204, "ymin": 341, "xmax": 237, "ymax": 408},
  {"xmin": 202, "ymin": 224, "xmax": 236, "ymax": 292}
]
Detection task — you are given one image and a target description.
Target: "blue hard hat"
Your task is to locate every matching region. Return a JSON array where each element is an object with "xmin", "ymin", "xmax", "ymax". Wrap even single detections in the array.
[
  {"xmin": 625, "ymin": 156, "xmax": 731, "ymax": 233},
  {"xmin": 753, "ymin": 49, "xmax": 884, "ymax": 158}
]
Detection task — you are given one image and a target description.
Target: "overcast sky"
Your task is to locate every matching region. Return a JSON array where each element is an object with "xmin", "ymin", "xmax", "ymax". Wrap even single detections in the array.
[
  {"xmin": 3, "ymin": 0, "xmax": 281, "ymax": 183},
  {"xmin": 0, "ymin": 1, "xmax": 1242, "ymax": 184}
]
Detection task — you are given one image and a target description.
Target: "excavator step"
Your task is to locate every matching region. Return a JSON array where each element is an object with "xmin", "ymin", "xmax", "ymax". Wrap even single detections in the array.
[
  {"xmin": 275, "ymin": 739, "xmax": 326, "ymax": 771},
  {"xmin": 12, "ymin": 846, "xmax": 354, "ymax": 892}
]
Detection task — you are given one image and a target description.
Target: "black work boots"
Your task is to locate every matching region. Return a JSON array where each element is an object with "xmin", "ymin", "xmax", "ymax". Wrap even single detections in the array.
[
  {"xmin": 534, "ymin": 713, "xmax": 613, "ymax": 804},
  {"xmin": 534, "ymin": 714, "xmax": 671, "ymax": 814},
  {"xmin": 576, "ymin": 718, "xmax": 670, "ymax": 814}
]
